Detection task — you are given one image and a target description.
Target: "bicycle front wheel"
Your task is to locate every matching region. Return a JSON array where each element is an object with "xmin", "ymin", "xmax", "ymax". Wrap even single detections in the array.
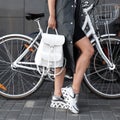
[
  {"xmin": 0, "ymin": 34, "xmax": 44, "ymax": 98},
  {"xmin": 84, "ymin": 37, "xmax": 120, "ymax": 98}
]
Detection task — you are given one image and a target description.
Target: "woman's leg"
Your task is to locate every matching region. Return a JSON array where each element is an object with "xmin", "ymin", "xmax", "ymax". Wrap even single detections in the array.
[
  {"xmin": 54, "ymin": 68, "xmax": 66, "ymax": 96},
  {"xmin": 61, "ymin": 36, "xmax": 94, "ymax": 114},
  {"xmin": 72, "ymin": 36, "xmax": 94, "ymax": 94},
  {"xmin": 50, "ymin": 68, "xmax": 68, "ymax": 109}
]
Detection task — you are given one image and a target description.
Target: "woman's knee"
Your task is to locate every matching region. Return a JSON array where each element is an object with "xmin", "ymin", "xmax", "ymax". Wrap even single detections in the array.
[
  {"xmin": 88, "ymin": 45, "xmax": 94, "ymax": 58},
  {"xmin": 75, "ymin": 36, "xmax": 94, "ymax": 58},
  {"xmin": 82, "ymin": 45, "xmax": 94, "ymax": 60},
  {"xmin": 83, "ymin": 44, "xmax": 94, "ymax": 58}
]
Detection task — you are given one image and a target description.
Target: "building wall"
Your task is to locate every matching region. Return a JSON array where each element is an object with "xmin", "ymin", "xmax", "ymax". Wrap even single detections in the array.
[
  {"xmin": 0, "ymin": 0, "xmax": 119, "ymax": 36},
  {"xmin": 0, "ymin": 0, "xmax": 45, "ymax": 36}
]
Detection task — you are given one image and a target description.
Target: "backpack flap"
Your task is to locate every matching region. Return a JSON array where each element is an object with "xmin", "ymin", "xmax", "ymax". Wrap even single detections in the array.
[{"xmin": 41, "ymin": 33, "xmax": 65, "ymax": 46}]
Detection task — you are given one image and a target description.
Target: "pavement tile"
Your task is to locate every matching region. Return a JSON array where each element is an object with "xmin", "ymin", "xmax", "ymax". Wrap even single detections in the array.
[
  {"xmin": 11, "ymin": 103, "xmax": 25, "ymax": 111},
  {"xmin": 79, "ymin": 115, "xmax": 91, "ymax": 120},
  {"xmin": 0, "ymin": 110, "xmax": 9, "ymax": 119},
  {"xmin": 1, "ymin": 103, "xmax": 14, "ymax": 111},
  {"xmin": 112, "ymin": 107, "xmax": 120, "ymax": 116},
  {"xmin": 24, "ymin": 100, "xmax": 35, "ymax": 108},
  {"xmin": 31, "ymin": 107, "xmax": 44, "ymax": 115},
  {"xmin": 96, "ymin": 105, "xmax": 111, "ymax": 111},
  {"xmin": 67, "ymin": 112, "xmax": 80, "ymax": 120},
  {"xmin": 17, "ymin": 114, "xmax": 30, "ymax": 120},
  {"xmin": 42, "ymin": 106, "xmax": 55, "ymax": 120},
  {"xmin": 20, "ymin": 108, "xmax": 33, "ymax": 115},
  {"xmin": 6, "ymin": 110, "xmax": 20, "ymax": 119},
  {"xmin": 34, "ymin": 100, "xmax": 47, "ymax": 108},
  {"xmin": 30, "ymin": 115, "xmax": 43, "ymax": 120},
  {"xmin": 90, "ymin": 111, "xmax": 103, "ymax": 120},
  {"xmin": 55, "ymin": 109, "xmax": 67, "ymax": 120},
  {"xmin": 102, "ymin": 111, "xmax": 116, "ymax": 120}
]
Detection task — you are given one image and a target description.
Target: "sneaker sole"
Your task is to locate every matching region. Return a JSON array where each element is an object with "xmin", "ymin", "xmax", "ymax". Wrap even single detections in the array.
[{"xmin": 50, "ymin": 100, "xmax": 68, "ymax": 109}]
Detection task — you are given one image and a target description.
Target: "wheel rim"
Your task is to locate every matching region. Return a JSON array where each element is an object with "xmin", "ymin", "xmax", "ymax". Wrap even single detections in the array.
[{"xmin": 0, "ymin": 36, "xmax": 43, "ymax": 98}]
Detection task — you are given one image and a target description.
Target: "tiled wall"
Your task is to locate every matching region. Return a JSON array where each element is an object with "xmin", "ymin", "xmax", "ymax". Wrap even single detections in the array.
[
  {"xmin": 0, "ymin": 0, "xmax": 119, "ymax": 36},
  {"xmin": 0, "ymin": 0, "xmax": 45, "ymax": 36}
]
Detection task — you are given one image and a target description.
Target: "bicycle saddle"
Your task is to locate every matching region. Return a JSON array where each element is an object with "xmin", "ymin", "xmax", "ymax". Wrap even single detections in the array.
[{"xmin": 26, "ymin": 13, "xmax": 44, "ymax": 20}]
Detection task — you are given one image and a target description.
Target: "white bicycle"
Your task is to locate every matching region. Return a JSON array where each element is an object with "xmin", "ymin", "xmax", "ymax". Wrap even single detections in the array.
[
  {"xmin": 0, "ymin": 0, "xmax": 119, "ymax": 99},
  {"xmin": 82, "ymin": 0, "xmax": 120, "ymax": 98}
]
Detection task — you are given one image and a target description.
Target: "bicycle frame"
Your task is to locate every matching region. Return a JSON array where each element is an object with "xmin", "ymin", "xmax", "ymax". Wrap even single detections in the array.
[
  {"xmin": 82, "ymin": 2, "xmax": 115, "ymax": 68},
  {"xmin": 12, "ymin": 19, "xmax": 43, "ymax": 71}
]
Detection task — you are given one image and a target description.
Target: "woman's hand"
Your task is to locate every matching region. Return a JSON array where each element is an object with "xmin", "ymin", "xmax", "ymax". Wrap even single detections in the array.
[{"xmin": 48, "ymin": 16, "xmax": 56, "ymax": 29}]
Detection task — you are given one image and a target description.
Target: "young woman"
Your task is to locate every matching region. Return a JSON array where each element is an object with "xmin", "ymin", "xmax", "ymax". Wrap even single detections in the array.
[{"xmin": 46, "ymin": 0, "xmax": 94, "ymax": 114}]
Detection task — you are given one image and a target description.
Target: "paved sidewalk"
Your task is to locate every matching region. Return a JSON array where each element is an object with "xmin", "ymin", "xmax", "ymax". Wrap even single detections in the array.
[{"xmin": 0, "ymin": 80, "xmax": 120, "ymax": 120}]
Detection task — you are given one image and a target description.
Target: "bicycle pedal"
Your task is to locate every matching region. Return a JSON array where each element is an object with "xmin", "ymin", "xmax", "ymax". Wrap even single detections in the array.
[
  {"xmin": 0, "ymin": 84, "xmax": 7, "ymax": 91},
  {"xmin": 24, "ymin": 44, "xmax": 34, "ymax": 52}
]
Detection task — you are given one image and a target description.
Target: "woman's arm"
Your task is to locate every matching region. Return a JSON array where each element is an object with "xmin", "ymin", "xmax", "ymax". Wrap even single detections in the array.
[{"xmin": 47, "ymin": 0, "xmax": 56, "ymax": 29}]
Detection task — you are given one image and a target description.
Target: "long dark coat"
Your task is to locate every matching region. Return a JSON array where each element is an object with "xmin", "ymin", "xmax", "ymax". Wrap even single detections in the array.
[{"xmin": 44, "ymin": 0, "xmax": 82, "ymax": 73}]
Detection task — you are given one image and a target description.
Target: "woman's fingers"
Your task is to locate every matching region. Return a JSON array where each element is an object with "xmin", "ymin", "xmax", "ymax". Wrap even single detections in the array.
[{"xmin": 48, "ymin": 16, "xmax": 56, "ymax": 29}]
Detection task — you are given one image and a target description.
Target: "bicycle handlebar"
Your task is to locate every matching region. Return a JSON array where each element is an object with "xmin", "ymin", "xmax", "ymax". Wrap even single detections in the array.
[{"xmin": 82, "ymin": 0, "xmax": 99, "ymax": 10}]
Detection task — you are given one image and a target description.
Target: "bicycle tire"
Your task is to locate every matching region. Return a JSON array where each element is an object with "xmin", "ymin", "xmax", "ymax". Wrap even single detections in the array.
[
  {"xmin": 0, "ymin": 34, "xmax": 44, "ymax": 98},
  {"xmin": 84, "ymin": 37, "xmax": 120, "ymax": 98}
]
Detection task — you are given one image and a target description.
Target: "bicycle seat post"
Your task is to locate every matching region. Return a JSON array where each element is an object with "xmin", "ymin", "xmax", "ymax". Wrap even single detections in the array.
[{"xmin": 35, "ymin": 19, "xmax": 43, "ymax": 34}]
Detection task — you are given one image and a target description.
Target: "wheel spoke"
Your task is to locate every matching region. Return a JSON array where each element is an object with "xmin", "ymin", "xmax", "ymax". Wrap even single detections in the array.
[{"xmin": 86, "ymin": 67, "xmax": 108, "ymax": 77}]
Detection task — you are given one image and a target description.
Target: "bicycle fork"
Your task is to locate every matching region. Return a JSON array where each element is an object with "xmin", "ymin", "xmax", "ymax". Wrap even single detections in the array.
[{"xmin": 93, "ymin": 34, "xmax": 115, "ymax": 70}]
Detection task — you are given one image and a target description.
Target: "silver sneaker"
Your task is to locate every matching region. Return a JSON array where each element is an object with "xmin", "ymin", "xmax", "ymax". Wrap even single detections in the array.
[
  {"xmin": 50, "ymin": 95, "xmax": 68, "ymax": 109},
  {"xmin": 61, "ymin": 86, "xmax": 79, "ymax": 114}
]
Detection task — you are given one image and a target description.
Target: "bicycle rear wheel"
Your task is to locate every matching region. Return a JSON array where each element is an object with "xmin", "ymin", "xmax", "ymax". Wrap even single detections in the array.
[
  {"xmin": 0, "ymin": 34, "xmax": 44, "ymax": 98},
  {"xmin": 84, "ymin": 37, "xmax": 120, "ymax": 98}
]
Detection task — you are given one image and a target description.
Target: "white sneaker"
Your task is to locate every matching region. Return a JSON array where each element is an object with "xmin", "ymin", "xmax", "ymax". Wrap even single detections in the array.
[
  {"xmin": 61, "ymin": 86, "xmax": 79, "ymax": 114},
  {"xmin": 50, "ymin": 95, "xmax": 68, "ymax": 109}
]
